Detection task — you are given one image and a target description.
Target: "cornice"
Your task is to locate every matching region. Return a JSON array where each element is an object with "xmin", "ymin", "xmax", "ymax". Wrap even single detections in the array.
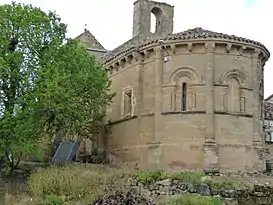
[{"xmin": 102, "ymin": 27, "xmax": 270, "ymax": 67}]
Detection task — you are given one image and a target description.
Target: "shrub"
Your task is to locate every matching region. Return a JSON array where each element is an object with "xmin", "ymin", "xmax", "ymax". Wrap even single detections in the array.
[
  {"xmin": 133, "ymin": 170, "xmax": 206, "ymax": 185},
  {"xmin": 44, "ymin": 195, "xmax": 64, "ymax": 205},
  {"xmin": 168, "ymin": 171, "xmax": 206, "ymax": 183},
  {"xmin": 210, "ymin": 179, "xmax": 248, "ymax": 190},
  {"xmin": 133, "ymin": 170, "xmax": 167, "ymax": 185},
  {"xmin": 28, "ymin": 164, "xmax": 130, "ymax": 203}
]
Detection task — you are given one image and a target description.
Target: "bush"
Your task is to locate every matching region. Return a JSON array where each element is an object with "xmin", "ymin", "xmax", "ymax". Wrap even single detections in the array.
[
  {"xmin": 44, "ymin": 195, "xmax": 64, "ymax": 205},
  {"xmin": 28, "ymin": 164, "xmax": 130, "ymax": 203},
  {"xmin": 134, "ymin": 170, "xmax": 248, "ymax": 190},
  {"xmin": 167, "ymin": 194, "xmax": 222, "ymax": 205},
  {"xmin": 210, "ymin": 179, "xmax": 248, "ymax": 190},
  {"xmin": 133, "ymin": 170, "xmax": 206, "ymax": 185}
]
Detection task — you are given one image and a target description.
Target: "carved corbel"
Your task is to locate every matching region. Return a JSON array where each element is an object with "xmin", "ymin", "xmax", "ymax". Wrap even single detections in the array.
[
  {"xmin": 155, "ymin": 46, "xmax": 162, "ymax": 53},
  {"xmin": 187, "ymin": 43, "xmax": 193, "ymax": 52},
  {"xmin": 154, "ymin": 46, "xmax": 163, "ymax": 58},
  {"xmin": 144, "ymin": 50, "xmax": 150, "ymax": 58},
  {"xmin": 109, "ymin": 66, "xmax": 113, "ymax": 74},
  {"xmin": 126, "ymin": 55, "xmax": 133, "ymax": 64},
  {"xmin": 119, "ymin": 59, "xmax": 126, "ymax": 68},
  {"xmin": 239, "ymin": 45, "xmax": 246, "ymax": 56},
  {"xmin": 133, "ymin": 51, "xmax": 142, "ymax": 62},
  {"xmin": 205, "ymin": 42, "xmax": 215, "ymax": 52},
  {"xmin": 252, "ymin": 49, "xmax": 261, "ymax": 58},
  {"xmin": 171, "ymin": 44, "xmax": 176, "ymax": 54},
  {"xmin": 225, "ymin": 43, "xmax": 232, "ymax": 53},
  {"xmin": 114, "ymin": 62, "xmax": 119, "ymax": 71}
]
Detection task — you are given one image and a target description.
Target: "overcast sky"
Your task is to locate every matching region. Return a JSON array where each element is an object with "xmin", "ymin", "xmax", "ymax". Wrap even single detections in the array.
[{"xmin": 1, "ymin": 0, "xmax": 272, "ymax": 97}]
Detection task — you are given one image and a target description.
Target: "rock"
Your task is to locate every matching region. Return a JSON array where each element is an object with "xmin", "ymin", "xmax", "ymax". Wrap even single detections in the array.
[
  {"xmin": 220, "ymin": 189, "xmax": 237, "ymax": 198},
  {"xmin": 91, "ymin": 191, "xmax": 155, "ymax": 205},
  {"xmin": 222, "ymin": 198, "xmax": 238, "ymax": 205},
  {"xmin": 186, "ymin": 183, "xmax": 197, "ymax": 193},
  {"xmin": 155, "ymin": 179, "xmax": 171, "ymax": 186},
  {"xmin": 177, "ymin": 182, "xmax": 189, "ymax": 191},
  {"xmin": 201, "ymin": 176, "xmax": 213, "ymax": 183},
  {"xmin": 197, "ymin": 183, "xmax": 211, "ymax": 196}
]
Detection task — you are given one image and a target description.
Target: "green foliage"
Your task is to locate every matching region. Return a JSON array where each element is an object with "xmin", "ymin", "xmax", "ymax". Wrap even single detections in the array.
[
  {"xmin": 167, "ymin": 194, "xmax": 222, "ymax": 205},
  {"xmin": 134, "ymin": 170, "xmax": 248, "ymax": 191},
  {"xmin": 134, "ymin": 170, "xmax": 167, "ymax": 185},
  {"xmin": 210, "ymin": 179, "xmax": 248, "ymax": 190},
  {"xmin": 133, "ymin": 170, "xmax": 206, "ymax": 185},
  {"xmin": 34, "ymin": 39, "xmax": 114, "ymax": 139},
  {"xmin": 168, "ymin": 171, "xmax": 206, "ymax": 183},
  {"xmin": 28, "ymin": 164, "xmax": 129, "ymax": 203},
  {"xmin": 0, "ymin": 1, "xmax": 113, "ymax": 173},
  {"xmin": 0, "ymin": 1, "xmax": 67, "ymax": 171},
  {"xmin": 44, "ymin": 195, "xmax": 64, "ymax": 205}
]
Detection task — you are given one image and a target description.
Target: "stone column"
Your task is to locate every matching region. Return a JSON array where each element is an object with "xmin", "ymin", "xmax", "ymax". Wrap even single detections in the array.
[
  {"xmin": 252, "ymin": 49, "xmax": 262, "ymax": 145},
  {"xmin": 136, "ymin": 50, "xmax": 144, "ymax": 163},
  {"xmin": 223, "ymin": 86, "xmax": 228, "ymax": 112},
  {"xmin": 150, "ymin": 46, "xmax": 164, "ymax": 168},
  {"xmin": 251, "ymin": 49, "xmax": 268, "ymax": 172},
  {"xmin": 203, "ymin": 42, "xmax": 219, "ymax": 173},
  {"xmin": 188, "ymin": 85, "xmax": 193, "ymax": 110}
]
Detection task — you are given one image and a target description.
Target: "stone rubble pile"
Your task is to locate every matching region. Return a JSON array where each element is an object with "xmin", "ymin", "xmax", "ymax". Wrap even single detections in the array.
[
  {"xmin": 128, "ymin": 178, "xmax": 273, "ymax": 205},
  {"xmin": 91, "ymin": 191, "xmax": 155, "ymax": 205}
]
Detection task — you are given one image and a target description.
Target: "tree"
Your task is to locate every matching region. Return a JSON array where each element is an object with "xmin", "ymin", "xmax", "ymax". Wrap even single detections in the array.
[
  {"xmin": 0, "ymin": 2, "xmax": 113, "ymax": 174},
  {"xmin": 35, "ymin": 39, "xmax": 114, "ymax": 140}
]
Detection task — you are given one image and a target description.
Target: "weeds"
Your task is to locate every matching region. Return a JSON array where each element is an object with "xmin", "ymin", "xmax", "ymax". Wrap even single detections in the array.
[
  {"xmin": 3, "ymin": 165, "xmax": 250, "ymax": 204},
  {"xmin": 210, "ymin": 180, "xmax": 249, "ymax": 190},
  {"xmin": 134, "ymin": 170, "xmax": 206, "ymax": 185},
  {"xmin": 167, "ymin": 194, "xmax": 223, "ymax": 205},
  {"xmin": 28, "ymin": 164, "xmax": 131, "ymax": 203}
]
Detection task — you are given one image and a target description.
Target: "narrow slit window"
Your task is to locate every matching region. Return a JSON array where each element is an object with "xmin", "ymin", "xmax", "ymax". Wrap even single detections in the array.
[{"xmin": 182, "ymin": 82, "xmax": 187, "ymax": 111}]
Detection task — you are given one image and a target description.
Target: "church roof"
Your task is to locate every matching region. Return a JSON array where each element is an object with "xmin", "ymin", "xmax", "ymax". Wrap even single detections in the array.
[
  {"xmin": 75, "ymin": 29, "xmax": 106, "ymax": 51},
  {"xmin": 102, "ymin": 27, "xmax": 270, "ymax": 63},
  {"xmin": 265, "ymin": 94, "xmax": 273, "ymax": 102}
]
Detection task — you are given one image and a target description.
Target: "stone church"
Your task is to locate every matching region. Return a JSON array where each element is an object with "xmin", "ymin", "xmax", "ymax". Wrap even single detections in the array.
[{"xmin": 75, "ymin": 0, "xmax": 271, "ymax": 173}]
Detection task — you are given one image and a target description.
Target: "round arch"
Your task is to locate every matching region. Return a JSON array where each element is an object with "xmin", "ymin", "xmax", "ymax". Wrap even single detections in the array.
[
  {"xmin": 168, "ymin": 66, "xmax": 202, "ymax": 84},
  {"xmin": 220, "ymin": 69, "xmax": 247, "ymax": 86},
  {"xmin": 150, "ymin": 7, "xmax": 163, "ymax": 33}
]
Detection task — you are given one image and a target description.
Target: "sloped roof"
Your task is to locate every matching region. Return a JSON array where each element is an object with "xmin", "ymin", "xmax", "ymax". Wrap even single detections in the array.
[
  {"xmin": 75, "ymin": 29, "xmax": 106, "ymax": 51},
  {"xmin": 265, "ymin": 94, "xmax": 273, "ymax": 102},
  {"xmin": 102, "ymin": 27, "xmax": 270, "ymax": 63}
]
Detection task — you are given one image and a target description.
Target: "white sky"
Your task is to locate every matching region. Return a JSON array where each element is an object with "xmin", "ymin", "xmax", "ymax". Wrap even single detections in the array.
[{"xmin": 1, "ymin": 0, "xmax": 272, "ymax": 97}]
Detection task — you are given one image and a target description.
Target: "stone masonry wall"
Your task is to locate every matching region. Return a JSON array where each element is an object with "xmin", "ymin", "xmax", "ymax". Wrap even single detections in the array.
[{"xmin": 127, "ymin": 178, "xmax": 273, "ymax": 205}]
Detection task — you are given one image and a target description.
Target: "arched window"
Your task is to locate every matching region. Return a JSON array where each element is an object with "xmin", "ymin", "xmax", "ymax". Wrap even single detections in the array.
[
  {"xmin": 168, "ymin": 66, "xmax": 202, "ymax": 112},
  {"xmin": 181, "ymin": 82, "xmax": 187, "ymax": 111},
  {"xmin": 150, "ymin": 12, "xmax": 156, "ymax": 33},
  {"xmin": 150, "ymin": 7, "xmax": 163, "ymax": 33}
]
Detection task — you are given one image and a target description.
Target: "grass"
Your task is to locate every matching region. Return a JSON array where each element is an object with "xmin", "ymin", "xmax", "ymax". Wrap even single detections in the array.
[
  {"xmin": 133, "ymin": 170, "xmax": 206, "ymax": 185},
  {"xmin": 3, "ymin": 164, "xmax": 132, "ymax": 205},
  {"xmin": 2, "ymin": 165, "xmax": 250, "ymax": 204},
  {"xmin": 210, "ymin": 179, "xmax": 249, "ymax": 190},
  {"xmin": 167, "ymin": 194, "xmax": 223, "ymax": 205},
  {"xmin": 28, "ymin": 164, "xmax": 131, "ymax": 204},
  {"xmin": 133, "ymin": 169, "xmax": 247, "ymax": 190}
]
